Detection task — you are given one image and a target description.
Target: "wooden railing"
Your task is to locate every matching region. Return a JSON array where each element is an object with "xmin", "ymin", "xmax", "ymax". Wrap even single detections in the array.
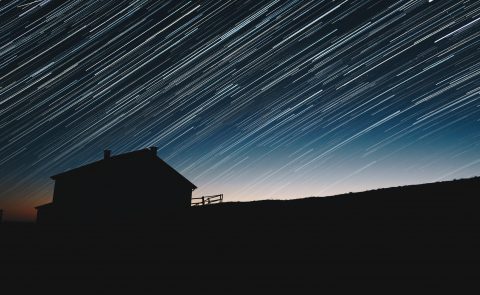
[{"xmin": 191, "ymin": 194, "xmax": 223, "ymax": 206}]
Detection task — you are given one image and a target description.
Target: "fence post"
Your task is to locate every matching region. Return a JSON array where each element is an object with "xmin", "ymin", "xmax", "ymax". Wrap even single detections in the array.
[{"xmin": 202, "ymin": 196, "xmax": 205, "ymax": 206}]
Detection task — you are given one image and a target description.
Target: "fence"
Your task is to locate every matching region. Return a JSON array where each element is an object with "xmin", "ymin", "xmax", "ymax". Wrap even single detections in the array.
[{"xmin": 191, "ymin": 194, "xmax": 223, "ymax": 206}]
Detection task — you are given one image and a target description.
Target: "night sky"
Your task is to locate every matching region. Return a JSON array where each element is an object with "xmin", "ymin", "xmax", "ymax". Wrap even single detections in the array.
[{"xmin": 1, "ymin": 0, "xmax": 480, "ymax": 221}]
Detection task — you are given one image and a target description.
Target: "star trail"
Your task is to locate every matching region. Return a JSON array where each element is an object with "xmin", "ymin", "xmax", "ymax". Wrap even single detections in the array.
[{"xmin": 1, "ymin": 0, "xmax": 480, "ymax": 220}]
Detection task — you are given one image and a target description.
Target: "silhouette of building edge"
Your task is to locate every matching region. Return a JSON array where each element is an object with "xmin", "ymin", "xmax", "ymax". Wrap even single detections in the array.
[{"xmin": 35, "ymin": 147, "xmax": 196, "ymax": 224}]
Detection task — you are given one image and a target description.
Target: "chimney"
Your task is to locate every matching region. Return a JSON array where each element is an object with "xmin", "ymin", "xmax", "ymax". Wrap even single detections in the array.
[
  {"xmin": 150, "ymin": 146, "xmax": 157, "ymax": 157},
  {"xmin": 104, "ymin": 149, "xmax": 111, "ymax": 160}
]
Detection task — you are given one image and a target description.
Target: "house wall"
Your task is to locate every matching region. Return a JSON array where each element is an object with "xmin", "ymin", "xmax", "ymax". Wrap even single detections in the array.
[{"xmin": 36, "ymin": 206, "xmax": 58, "ymax": 224}]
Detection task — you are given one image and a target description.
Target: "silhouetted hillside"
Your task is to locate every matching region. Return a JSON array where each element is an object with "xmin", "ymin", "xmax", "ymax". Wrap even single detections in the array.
[{"xmin": 1, "ymin": 177, "xmax": 480, "ymax": 291}]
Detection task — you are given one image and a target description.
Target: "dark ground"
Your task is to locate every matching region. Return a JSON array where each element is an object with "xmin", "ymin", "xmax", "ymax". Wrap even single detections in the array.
[{"xmin": 2, "ymin": 177, "xmax": 480, "ymax": 292}]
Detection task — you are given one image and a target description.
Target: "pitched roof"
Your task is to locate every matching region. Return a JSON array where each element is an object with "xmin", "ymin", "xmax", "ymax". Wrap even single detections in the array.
[
  {"xmin": 50, "ymin": 148, "xmax": 197, "ymax": 189},
  {"xmin": 35, "ymin": 202, "xmax": 54, "ymax": 210}
]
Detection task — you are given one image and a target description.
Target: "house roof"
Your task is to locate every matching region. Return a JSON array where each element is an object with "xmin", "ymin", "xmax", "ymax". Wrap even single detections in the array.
[
  {"xmin": 35, "ymin": 202, "xmax": 54, "ymax": 210},
  {"xmin": 50, "ymin": 148, "xmax": 197, "ymax": 189}
]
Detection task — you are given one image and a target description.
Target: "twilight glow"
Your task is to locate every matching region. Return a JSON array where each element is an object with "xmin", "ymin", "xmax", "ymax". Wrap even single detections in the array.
[{"xmin": 1, "ymin": 0, "xmax": 480, "ymax": 221}]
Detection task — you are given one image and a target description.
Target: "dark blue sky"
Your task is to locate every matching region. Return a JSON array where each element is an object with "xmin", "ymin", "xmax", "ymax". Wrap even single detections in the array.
[{"xmin": 1, "ymin": 0, "xmax": 479, "ymax": 220}]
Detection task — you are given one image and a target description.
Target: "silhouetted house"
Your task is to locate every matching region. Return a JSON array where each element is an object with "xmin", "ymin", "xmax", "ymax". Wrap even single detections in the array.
[{"xmin": 35, "ymin": 147, "xmax": 196, "ymax": 224}]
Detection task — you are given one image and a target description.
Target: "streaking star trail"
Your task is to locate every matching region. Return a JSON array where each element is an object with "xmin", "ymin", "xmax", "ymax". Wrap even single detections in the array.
[{"xmin": 1, "ymin": 0, "xmax": 479, "ymax": 220}]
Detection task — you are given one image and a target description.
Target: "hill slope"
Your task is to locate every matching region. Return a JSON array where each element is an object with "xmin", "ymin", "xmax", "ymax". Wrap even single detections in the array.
[{"xmin": 1, "ymin": 177, "xmax": 480, "ymax": 291}]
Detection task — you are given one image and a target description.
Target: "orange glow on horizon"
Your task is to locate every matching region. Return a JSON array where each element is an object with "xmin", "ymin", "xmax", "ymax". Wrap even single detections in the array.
[{"xmin": 1, "ymin": 195, "xmax": 52, "ymax": 222}]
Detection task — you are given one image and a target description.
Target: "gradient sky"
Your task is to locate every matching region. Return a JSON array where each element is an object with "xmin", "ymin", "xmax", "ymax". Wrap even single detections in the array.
[{"xmin": 1, "ymin": 0, "xmax": 480, "ymax": 221}]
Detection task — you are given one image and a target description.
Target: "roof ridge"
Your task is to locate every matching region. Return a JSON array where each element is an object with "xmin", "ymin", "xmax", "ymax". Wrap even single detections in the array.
[{"xmin": 49, "ymin": 148, "xmax": 196, "ymax": 189}]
